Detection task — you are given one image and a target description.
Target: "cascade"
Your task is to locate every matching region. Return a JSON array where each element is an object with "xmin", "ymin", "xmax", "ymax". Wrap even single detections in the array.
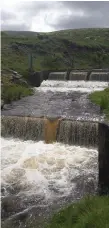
[
  {"xmin": 57, "ymin": 120, "xmax": 98, "ymax": 148},
  {"xmin": 69, "ymin": 71, "xmax": 87, "ymax": 80},
  {"xmin": 1, "ymin": 116, "xmax": 98, "ymax": 148},
  {"xmin": 48, "ymin": 72, "xmax": 67, "ymax": 80},
  {"xmin": 89, "ymin": 72, "xmax": 109, "ymax": 81},
  {"xmin": 1, "ymin": 116, "xmax": 44, "ymax": 141}
]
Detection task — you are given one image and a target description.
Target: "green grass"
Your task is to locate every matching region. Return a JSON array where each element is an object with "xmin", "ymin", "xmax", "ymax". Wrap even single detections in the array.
[
  {"xmin": 1, "ymin": 68, "xmax": 34, "ymax": 104},
  {"xmin": 1, "ymin": 84, "xmax": 33, "ymax": 104},
  {"xmin": 46, "ymin": 196, "xmax": 109, "ymax": 228},
  {"xmin": 1, "ymin": 28, "xmax": 109, "ymax": 77},
  {"xmin": 89, "ymin": 88, "xmax": 109, "ymax": 119}
]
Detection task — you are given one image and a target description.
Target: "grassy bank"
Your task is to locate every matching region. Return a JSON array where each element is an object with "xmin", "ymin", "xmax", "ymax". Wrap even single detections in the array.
[
  {"xmin": 47, "ymin": 196, "xmax": 109, "ymax": 228},
  {"xmin": 1, "ymin": 84, "xmax": 33, "ymax": 104},
  {"xmin": 1, "ymin": 69, "xmax": 34, "ymax": 106},
  {"xmin": 89, "ymin": 87, "xmax": 109, "ymax": 119}
]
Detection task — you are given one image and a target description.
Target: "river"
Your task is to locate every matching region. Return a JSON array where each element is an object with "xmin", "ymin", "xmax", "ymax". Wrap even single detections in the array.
[{"xmin": 1, "ymin": 80, "xmax": 108, "ymax": 228}]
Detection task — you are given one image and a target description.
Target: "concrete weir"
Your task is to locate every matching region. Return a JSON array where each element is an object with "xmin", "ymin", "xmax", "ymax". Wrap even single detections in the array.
[
  {"xmin": 57, "ymin": 119, "xmax": 98, "ymax": 148},
  {"xmin": 1, "ymin": 115, "xmax": 109, "ymax": 194},
  {"xmin": 89, "ymin": 72, "xmax": 109, "ymax": 82},
  {"xmin": 69, "ymin": 71, "xmax": 88, "ymax": 81},
  {"xmin": 48, "ymin": 72, "xmax": 67, "ymax": 80},
  {"xmin": 98, "ymin": 122, "xmax": 109, "ymax": 194},
  {"xmin": 1, "ymin": 116, "xmax": 98, "ymax": 148},
  {"xmin": 28, "ymin": 69, "xmax": 109, "ymax": 86}
]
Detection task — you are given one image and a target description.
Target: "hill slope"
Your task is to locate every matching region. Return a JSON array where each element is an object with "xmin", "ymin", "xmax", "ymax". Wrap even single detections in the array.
[{"xmin": 1, "ymin": 28, "xmax": 109, "ymax": 76}]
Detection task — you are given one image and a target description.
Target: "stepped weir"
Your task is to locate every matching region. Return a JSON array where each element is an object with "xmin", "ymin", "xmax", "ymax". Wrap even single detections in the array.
[
  {"xmin": 89, "ymin": 72, "xmax": 109, "ymax": 81},
  {"xmin": 1, "ymin": 76, "xmax": 109, "ymax": 228},
  {"xmin": 48, "ymin": 72, "xmax": 67, "ymax": 80},
  {"xmin": 69, "ymin": 71, "xmax": 87, "ymax": 81},
  {"xmin": 1, "ymin": 116, "xmax": 98, "ymax": 148},
  {"xmin": 41, "ymin": 69, "xmax": 109, "ymax": 84},
  {"xmin": 2, "ymin": 115, "xmax": 109, "ymax": 194},
  {"xmin": 25, "ymin": 69, "xmax": 109, "ymax": 87}
]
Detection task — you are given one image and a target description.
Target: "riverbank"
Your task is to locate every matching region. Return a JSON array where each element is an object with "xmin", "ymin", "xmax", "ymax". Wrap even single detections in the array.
[
  {"xmin": 1, "ymin": 84, "xmax": 33, "ymax": 104},
  {"xmin": 47, "ymin": 195, "xmax": 109, "ymax": 228},
  {"xmin": 89, "ymin": 87, "xmax": 109, "ymax": 119},
  {"xmin": 1, "ymin": 69, "xmax": 34, "ymax": 108}
]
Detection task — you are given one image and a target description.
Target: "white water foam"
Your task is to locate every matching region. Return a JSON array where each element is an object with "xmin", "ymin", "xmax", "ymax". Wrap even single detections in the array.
[
  {"xmin": 1, "ymin": 137, "xmax": 98, "ymax": 200},
  {"xmin": 37, "ymin": 80, "xmax": 108, "ymax": 93}
]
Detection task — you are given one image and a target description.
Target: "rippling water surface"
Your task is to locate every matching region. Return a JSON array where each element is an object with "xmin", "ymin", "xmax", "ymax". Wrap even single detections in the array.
[
  {"xmin": 1, "ymin": 80, "xmax": 108, "ymax": 120},
  {"xmin": 2, "ymin": 80, "xmax": 107, "ymax": 227},
  {"xmin": 1, "ymin": 137, "xmax": 98, "ymax": 227}
]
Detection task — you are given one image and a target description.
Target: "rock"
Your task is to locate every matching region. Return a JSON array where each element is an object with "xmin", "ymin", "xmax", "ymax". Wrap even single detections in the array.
[
  {"xmin": 2, "ymin": 69, "xmax": 28, "ymax": 86},
  {"xmin": 11, "ymin": 76, "xmax": 28, "ymax": 86},
  {"xmin": 10, "ymin": 71, "xmax": 28, "ymax": 86}
]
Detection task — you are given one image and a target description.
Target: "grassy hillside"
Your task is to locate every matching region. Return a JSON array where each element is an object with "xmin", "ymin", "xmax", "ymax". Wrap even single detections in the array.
[{"xmin": 1, "ymin": 28, "xmax": 109, "ymax": 77}]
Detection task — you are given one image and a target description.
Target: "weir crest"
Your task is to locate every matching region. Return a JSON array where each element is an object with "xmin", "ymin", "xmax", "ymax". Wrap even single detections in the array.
[{"xmin": 1, "ymin": 116, "xmax": 98, "ymax": 148}]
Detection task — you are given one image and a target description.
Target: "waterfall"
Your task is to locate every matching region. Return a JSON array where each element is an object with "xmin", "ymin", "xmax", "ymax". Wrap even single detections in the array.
[
  {"xmin": 48, "ymin": 72, "xmax": 67, "ymax": 80},
  {"xmin": 1, "ymin": 116, "xmax": 98, "ymax": 148},
  {"xmin": 44, "ymin": 118, "xmax": 60, "ymax": 143},
  {"xmin": 57, "ymin": 120, "xmax": 98, "ymax": 148},
  {"xmin": 89, "ymin": 72, "xmax": 109, "ymax": 81},
  {"xmin": 69, "ymin": 71, "xmax": 87, "ymax": 80},
  {"xmin": 45, "ymin": 71, "xmax": 109, "ymax": 82},
  {"xmin": 1, "ymin": 116, "xmax": 59, "ymax": 144},
  {"xmin": 1, "ymin": 116, "xmax": 44, "ymax": 141}
]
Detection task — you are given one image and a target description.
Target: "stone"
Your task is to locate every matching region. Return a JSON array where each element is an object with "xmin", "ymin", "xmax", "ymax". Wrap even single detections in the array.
[{"xmin": 11, "ymin": 71, "xmax": 28, "ymax": 86}]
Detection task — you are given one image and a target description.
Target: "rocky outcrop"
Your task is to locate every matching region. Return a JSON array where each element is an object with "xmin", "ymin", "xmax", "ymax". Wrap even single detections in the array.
[
  {"xmin": 1, "ymin": 69, "xmax": 28, "ymax": 86},
  {"xmin": 11, "ymin": 71, "xmax": 28, "ymax": 86}
]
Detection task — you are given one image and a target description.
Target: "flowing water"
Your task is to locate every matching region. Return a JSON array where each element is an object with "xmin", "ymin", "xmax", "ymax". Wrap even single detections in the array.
[
  {"xmin": 1, "ymin": 80, "xmax": 108, "ymax": 227},
  {"xmin": 1, "ymin": 138, "xmax": 98, "ymax": 228},
  {"xmin": 1, "ymin": 80, "xmax": 108, "ymax": 121}
]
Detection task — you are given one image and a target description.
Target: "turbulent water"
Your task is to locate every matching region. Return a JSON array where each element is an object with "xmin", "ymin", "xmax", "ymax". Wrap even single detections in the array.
[
  {"xmin": 1, "ymin": 80, "xmax": 108, "ymax": 121},
  {"xmin": 1, "ymin": 137, "xmax": 98, "ymax": 227},
  {"xmin": 1, "ymin": 80, "xmax": 108, "ymax": 227},
  {"xmin": 39, "ymin": 80, "xmax": 108, "ymax": 93}
]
